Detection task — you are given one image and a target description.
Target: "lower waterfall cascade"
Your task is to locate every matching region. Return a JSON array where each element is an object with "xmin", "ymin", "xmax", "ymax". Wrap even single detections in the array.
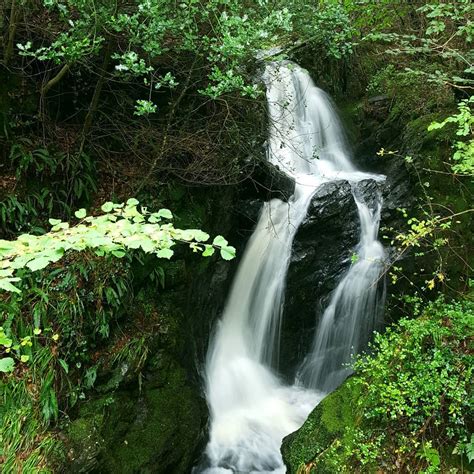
[{"xmin": 197, "ymin": 62, "xmax": 387, "ymax": 473}]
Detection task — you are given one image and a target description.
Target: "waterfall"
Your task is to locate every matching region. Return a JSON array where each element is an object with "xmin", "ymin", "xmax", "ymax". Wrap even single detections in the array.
[
  {"xmin": 197, "ymin": 62, "xmax": 386, "ymax": 473},
  {"xmin": 298, "ymin": 188, "xmax": 386, "ymax": 393}
]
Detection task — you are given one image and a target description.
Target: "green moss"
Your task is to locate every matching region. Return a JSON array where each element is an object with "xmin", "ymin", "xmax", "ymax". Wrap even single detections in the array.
[
  {"xmin": 337, "ymin": 100, "xmax": 364, "ymax": 145},
  {"xmin": 65, "ymin": 404, "xmax": 106, "ymax": 472},
  {"xmin": 403, "ymin": 113, "xmax": 452, "ymax": 155},
  {"xmin": 97, "ymin": 357, "xmax": 205, "ymax": 474},
  {"xmin": 320, "ymin": 379, "xmax": 361, "ymax": 434},
  {"xmin": 281, "ymin": 379, "xmax": 361, "ymax": 474}
]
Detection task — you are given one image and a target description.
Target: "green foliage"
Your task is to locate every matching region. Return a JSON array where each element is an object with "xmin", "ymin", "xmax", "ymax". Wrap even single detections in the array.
[
  {"xmin": 134, "ymin": 99, "xmax": 158, "ymax": 116},
  {"xmin": 378, "ymin": 142, "xmax": 471, "ymax": 297},
  {"xmin": 346, "ymin": 300, "xmax": 474, "ymax": 472},
  {"xmin": 366, "ymin": 64, "xmax": 455, "ymax": 123},
  {"xmin": 428, "ymin": 98, "xmax": 474, "ymax": 175},
  {"xmin": 1, "ymin": 141, "xmax": 97, "ymax": 237},
  {"xmin": 17, "ymin": 0, "xmax": 294, "ymax": 102},
  {"xmin": 284, "ymin": 0, "xmax": 355, "ymax": 59},
  {"xmin": 0, "ymin": 243, "xmax": 193, "ymax": 471},
  {"xmin": 296, "ymin": 300, "xmax": 473, "ymax": 473},
  {"xmin": 0, "ymin": 198, "xmax": 235, "ymax": 294},
  {"xmin": 10, "ymin": 141, "xmax": 97, "ymax": 204},
  {"xmin": 0, "ymin": 196, "xmax": 235, "ymax": 472},
  {"xmin": 364, "ymin": 1, "xmax": 474, "ymax": 91},
  {"xmin": 1, "ymin": 347, "xmax": 66, "ymax": 472}
]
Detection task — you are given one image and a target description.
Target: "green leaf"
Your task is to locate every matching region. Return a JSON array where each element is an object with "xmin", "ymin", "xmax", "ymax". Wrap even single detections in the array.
[
  {"xmin": 75, "ymin": 208, "xmax": 87, "ymax": 219},
  {"xmin": 101, "ymin": 202, "xmax": 114, "ymax": 213},
  {"xmin": 202, "ymin": 245, "xmax": 215, "ymax": 257},
  {"xmin": 26, "ymin": 257, "xmax": 50, "ymax": 272},
  {"xmin": 213, "ymin": 235, "xmax": 228, "ymax": 247},
  {"xmin": 467, "ymin": 434, "xmax": 474, "ymax": 463},
  {"xmin": 20, "ymin": 355, "xmax": 30, "ymax": 363},
  {"xmin": 158, "ymin": 208, "xmax": 173, "ymax": 219},
  {"xmin": 52, "ymin": 222, "xmax": 69, "ymax": 231},
  {"xmin": 0, "ymin": 357, "xmax": 15, "ymax": 373},
  {"xmin": 157, "ymin": 248, "xmax": 174, "ymax": 259},
  {"xmin": 59, "ymin": 359, "xmax": 69, "ymax": 374},
  {"xmin": 0, "ymin": 333, "xmax": 12, "ymax": 347},
  {"xmin": 0, "ymin": 278, "xmax": 21, "ymax": 293},
  {"xmin": 49, "ymin": 218, "xmax": 62, "ymax": 226},
  {"xmin": 126, "ymin": 198, "xmax": 139, "ymax": 206},
  {"xmin": 190, "ymin": 229, "xmax": 210, "ymax": 242},
  {"xmin": 111, "ymin": 249, "xmax": 126, "ymax": 258},
  {"xmin": 48, "ymin": 247, "xmax": 65, "ymax": 263},
  {"xmin": 220, "ymin": 246, "xmax": 236, "ymax": 261},
  {"xmin": 0, "ymin": 240, "xmax": 15, "ymax": 252},
  {"xmin": 140, "ymin": 238, "xmax": 155, "ymax": 253}
]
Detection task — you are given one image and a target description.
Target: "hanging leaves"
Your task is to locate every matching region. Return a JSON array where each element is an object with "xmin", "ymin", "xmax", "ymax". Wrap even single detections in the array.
[{"xmin": 0, "ymin": 199, "xmax": 236, "ymax": 293}]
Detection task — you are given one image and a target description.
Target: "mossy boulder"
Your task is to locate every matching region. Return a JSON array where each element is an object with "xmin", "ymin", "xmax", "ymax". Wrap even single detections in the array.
[
  {"xmin": 281, "ymin": 378, "xmax": 361, "ymax": 474},
  {"xmin": 65, "ymin": 355, "xmax": 206, "ymax": 474},
  {"xmin": 98, "ymin": 372, "xmax": 205, "ymax": 473},
  {"xmin": 65, "ymin": 399, "xmax": 108, "ymax": 472}
]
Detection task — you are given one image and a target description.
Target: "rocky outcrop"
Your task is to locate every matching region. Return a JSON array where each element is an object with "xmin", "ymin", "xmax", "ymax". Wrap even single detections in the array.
[
  {"xmin": 279, "ymin": 168, "xmax": 410, "ymax": 379},
  {"xmin": 65, "ymin": 355, "xmax": 207, "ymax": 474},
  {"xmin": 279, "ymin": 180, "xmax": 359, "ymax": 376}
]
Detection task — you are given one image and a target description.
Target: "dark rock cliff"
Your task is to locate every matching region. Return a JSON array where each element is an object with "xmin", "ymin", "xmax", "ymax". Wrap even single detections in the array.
[{"xmin": 280, "ymin": 180, "xmax": 359, "ymax": 377}]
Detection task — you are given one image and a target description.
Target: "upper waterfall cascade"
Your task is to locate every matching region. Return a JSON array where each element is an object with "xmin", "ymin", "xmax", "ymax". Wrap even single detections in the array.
[{"xmin": 198, "ymin": 62, "xmax": 386, "ymax": 473}]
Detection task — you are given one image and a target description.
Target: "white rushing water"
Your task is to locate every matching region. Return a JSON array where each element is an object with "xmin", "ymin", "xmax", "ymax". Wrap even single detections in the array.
[
  {"xmin": 298, "ymin": 187, "xmax": 386, "ymax": 393},
  {"xmin": 198, "ymin": 62, "xmax": 386, "ymax": 473}
]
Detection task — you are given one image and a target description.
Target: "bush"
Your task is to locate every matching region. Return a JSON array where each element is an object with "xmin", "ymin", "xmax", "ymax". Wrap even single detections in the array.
[{"xmin": 346, "ymin": 299, "xmax": 474, "ymax": 472}]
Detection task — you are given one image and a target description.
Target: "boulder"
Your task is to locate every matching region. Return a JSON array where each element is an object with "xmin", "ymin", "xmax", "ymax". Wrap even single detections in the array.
[
  {"xmin": 281, "ymin": 377, "xmax": 361, "ymax": 474},
  {"xmin": 280, "ymin": 180, "xmax": 359, "ymax": 377}
]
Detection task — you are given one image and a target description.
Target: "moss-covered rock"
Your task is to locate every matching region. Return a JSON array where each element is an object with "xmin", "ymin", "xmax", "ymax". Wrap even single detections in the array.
[
  {"xmin": 64, "ymin": 355, "xmax": 206, "ymax": 474},
  {"xmin": 281, "ymin": 378, "xmax": 361, "ymax": 474},
  {"xmin": 98, "ymin": 360, "xmax": 205, "ymax": 473},
  {"xmin": 65, "ymin": 400, "xmax": 107, "ymax": 472}
]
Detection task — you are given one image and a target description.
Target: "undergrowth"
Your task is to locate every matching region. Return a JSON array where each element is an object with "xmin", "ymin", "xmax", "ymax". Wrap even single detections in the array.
[{"xmin": 322, "ymin": 299, "xmax": 474, "ymax": 473}]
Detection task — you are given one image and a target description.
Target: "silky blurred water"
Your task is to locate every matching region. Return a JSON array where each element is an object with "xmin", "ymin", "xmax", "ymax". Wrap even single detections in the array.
[{"xmin": 198, "ymin": 62, "xmax": 386, "ymax": 473}]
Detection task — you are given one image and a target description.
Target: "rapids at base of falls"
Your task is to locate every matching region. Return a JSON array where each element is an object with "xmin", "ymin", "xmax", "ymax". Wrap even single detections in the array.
[{"xmin": 196, "ymin": 62, "xmax": 386, "ymax": 473}]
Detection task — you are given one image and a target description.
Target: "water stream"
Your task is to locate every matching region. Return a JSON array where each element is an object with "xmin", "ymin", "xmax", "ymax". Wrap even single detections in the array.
[{"xmin": 198, "ymin": 62, "xmax": 386, "ymax": 473}]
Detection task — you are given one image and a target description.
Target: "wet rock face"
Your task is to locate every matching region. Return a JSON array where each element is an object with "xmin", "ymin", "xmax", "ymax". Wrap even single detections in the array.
[
  {"xmin": 98, "ymin": 357, "xmax": 207, "ymax": 474},
  {"xmin": 279, "ymin": 180, "xmax": 360, "ymax": 378},
  {"xmin": 278, "ymin": 174, "xmax": 407, "ymax": 379}
]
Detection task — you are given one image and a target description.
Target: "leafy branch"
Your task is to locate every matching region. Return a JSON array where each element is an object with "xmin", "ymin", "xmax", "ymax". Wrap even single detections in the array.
[{"xmin": 0, "ymin": 198, "xmax": 236, "ymax": 293}]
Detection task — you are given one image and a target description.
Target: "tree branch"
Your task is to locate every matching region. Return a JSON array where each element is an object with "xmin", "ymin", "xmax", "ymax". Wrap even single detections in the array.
[
  {"xmin": 41, "ymin": 63, "xmax": 71, "ymax": 96},
  {"xmin": 80, "ymin": 40, "xmax": 113, "ymax": 150},
  {"xmin": 4, "ymin": 0, "xmax": 18, "ymax": 66},
  {"xmin": 135, "ymin": 55, "xmax": 199, "ymax": 193}
]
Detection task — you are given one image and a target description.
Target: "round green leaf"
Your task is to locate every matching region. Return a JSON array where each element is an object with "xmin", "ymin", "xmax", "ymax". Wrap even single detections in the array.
[
  {"xmin": 220, "ymin": 246, "xmax": 236, "ymax": 261},
  {"xmin": 75, "ymin": 208, "xmax": 87, "ymax": 219},
  {"xmin": 213, "ymin": 235, "xmax": 228, "ymax": 247},
  {"xmin": 157, "ymin": 248, "xmax": 174, "ymax": 259},
  {"xmin": 26, "ymin": 257, "xmax": 50, "ymax": 272},
  {"xmin": 101, "ymin": 202, "xmax": 114, "ymax": 213},
  {"xmin": 0, "ymin": 357, "xmax": 15, "ymax": 373},
  {"xmin": 157, "ymin": 209, "xmax": 173, "ymax": 219}
]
